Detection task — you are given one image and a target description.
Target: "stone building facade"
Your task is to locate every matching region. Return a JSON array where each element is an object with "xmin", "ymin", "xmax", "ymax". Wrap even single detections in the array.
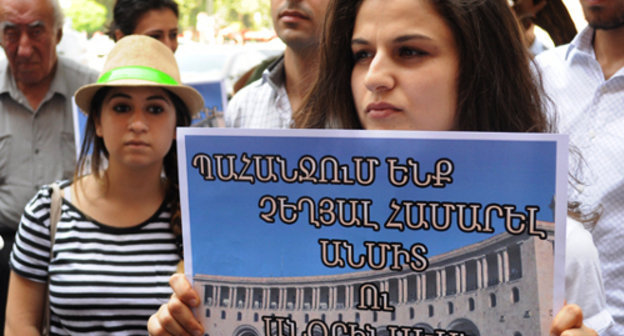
[{"xmin": 195, "ymin": 223, "xmax": 555, "ymax": 336}]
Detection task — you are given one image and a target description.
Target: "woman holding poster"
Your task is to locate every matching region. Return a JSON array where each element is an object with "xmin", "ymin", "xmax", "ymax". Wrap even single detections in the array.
[
  {"xmin": 5, "ymin": 35, "xmax": 203, "ymax": 335},
  {"xmin": 295, "ymin": 0, "xmax": 610, "ymax": 334},
  {"xmin": 147, "ymin": 0, "xmax": 610, "ymax": 335}
]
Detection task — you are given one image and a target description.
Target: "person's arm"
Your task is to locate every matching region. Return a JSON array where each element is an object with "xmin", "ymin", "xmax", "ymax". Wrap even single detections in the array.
[
  {"xmin": 4, "ymin": 271, "xmax": 46, "ymax": 336},
  {"xmin": 550, "ymin": 304, "xmax": 598, "ymax": 336},
  {"xmin": 147, "ymin": 273, "xmax": 204, "ymax": 336}
]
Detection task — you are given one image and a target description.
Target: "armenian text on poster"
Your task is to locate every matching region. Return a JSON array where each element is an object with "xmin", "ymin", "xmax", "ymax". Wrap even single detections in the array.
[{"xmin": 177, "ymin": 128, "xmax": 568, "ymax": 336}]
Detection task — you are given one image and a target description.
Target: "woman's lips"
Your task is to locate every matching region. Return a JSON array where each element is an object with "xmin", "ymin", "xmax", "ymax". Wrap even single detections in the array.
[
  {"xmin": 365, "ymin": 102, "xmax": 402, "ymax": 118},
  {"xmin": 125, "ymin": 140, "xmax": 149, "ymax": 147}
]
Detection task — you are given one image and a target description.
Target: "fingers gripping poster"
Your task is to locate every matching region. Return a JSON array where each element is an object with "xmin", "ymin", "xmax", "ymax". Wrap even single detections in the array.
[{"xmin": 177, "ymin": 128, "xmax": 568, "ymax": 336}]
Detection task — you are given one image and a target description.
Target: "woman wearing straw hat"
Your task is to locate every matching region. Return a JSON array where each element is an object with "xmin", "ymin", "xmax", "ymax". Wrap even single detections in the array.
[{"xmin": 5, "ymin": 35, "xmax": 203, "ymax": 335}]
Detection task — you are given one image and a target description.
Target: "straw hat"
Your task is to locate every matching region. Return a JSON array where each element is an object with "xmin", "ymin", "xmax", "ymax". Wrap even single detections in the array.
[{"xmin": 74, "ymin": 35, "xmax": 204, "ymax": 116}]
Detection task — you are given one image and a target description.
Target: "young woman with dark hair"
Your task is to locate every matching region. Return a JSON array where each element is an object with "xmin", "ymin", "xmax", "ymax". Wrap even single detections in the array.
[
  {"xmin": 107, "ymin": 0, "xmax": 180, "ymax": 52},
  {"xmin": 5, "ymin": 35, "xmax": 203, "ymax": 335},
  {"xmin": 294, "ymin": 0, "xmax": 548, "ymax": 133},
  {"xmin": 147, "ymin": 1, "xmax": 611, "ymax": 335}
]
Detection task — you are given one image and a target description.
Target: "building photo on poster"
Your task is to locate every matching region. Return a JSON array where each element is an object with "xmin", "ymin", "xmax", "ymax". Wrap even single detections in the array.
[{"xmin": 176, "ymin": 128, "xmax": 568, "ymax": 336}]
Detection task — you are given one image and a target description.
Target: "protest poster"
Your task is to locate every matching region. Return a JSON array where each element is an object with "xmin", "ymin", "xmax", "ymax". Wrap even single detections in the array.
[{"xmin": 177, "ymin": 128, "xmax": 568, "ymax": 336}]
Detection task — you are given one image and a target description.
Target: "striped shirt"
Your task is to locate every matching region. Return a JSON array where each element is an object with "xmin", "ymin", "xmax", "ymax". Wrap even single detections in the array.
[{"xmin": 10, "ymin": 181, "xmax": 180, "ymax": 335}]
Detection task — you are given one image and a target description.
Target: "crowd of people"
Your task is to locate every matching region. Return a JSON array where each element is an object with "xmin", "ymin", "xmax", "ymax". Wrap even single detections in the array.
[{"xmin": 0, "ymin": 0, "xmax": 622, "ymax": 335}]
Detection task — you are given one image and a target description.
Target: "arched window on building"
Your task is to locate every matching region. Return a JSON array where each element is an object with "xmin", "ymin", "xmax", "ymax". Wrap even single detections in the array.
[
  {"xmin": 486, "ymin": 253, "xmax": 499, "ymax": 287},
  {"xmin": 220, "ymin": 287, "xmax": 230, "ymax": 307},
  {"xmin": 513, "ymin": 332, "xmax": 522, "ymax": 336},
  {"xmin": 237, "ymin": 312, "xmax": 242, "ymax": 321},
  {"xmin": 468, "ymin": 298, "xmax": 475, "ymax": 311},
  {"xmin": 490, "ymin": 293, "xmax": 497, "ymax": 307},
  {"xmin": 410, "ymin": 307, "xmax": 415, "ymax": 319},
  {"xmin": 407, "ymin": 275, "xmax": 418, "ymax": 302},
  {"xmin": 204, "ymin": 285, "xmax": 213, "ymax": 305},
  {"xmin": 448, "ymin": 302, "xmax": 454, "ymax": 315},
  {"xmin": 373, "ymin": 311, "xmax": 378, "ymax": 322},
  {"xmin": 254, "ymin": 313, "xmax": 258, "ymax": 322},
  {"xmin": 388, "ymin": 278, "xmax": 399, "ymax": 304},
  {"xmin": 353, "ymin": 284, "xmax": 361, "ymax": 308},
  {"xmin": 446, "ymin": 266, "xmax": 457, "ymax": 296},
  {"xmin": 236, "ymin": 286, "xmax": 245, "ymax": 308},
  {"xmin": 305, "ymin": 314, "xmax": 309, "ymax": 323},
  {"xmin": 286, "ymin": 288, "xmax": 296, "ymax": 310},
  {"xmin": 428, "ymin": 305, "xmax": 434, "ymax": 317},
  {"xmin": 426, "ymin": 272, "xmax": 437, "ymax": 299},
  {"xmin": 303, "ymin": 288, "xmax": 313, "ymax": 310},
  {"xmin": 252, "ymin": 288, "xmax": 262, "ymax": 309},
  {"xmin": 205, "ymin": 308, "xmax": 210, "ymax": 317},
  {"xmin": 512, "ymin": 287, "xmax": 520, "ymax": 303},
  {"xmin": 465, "ymin": 260, "xmax": 478, "ymax": 292},
  {"xmin": 269, "ymin": 288, "xmax": 279, "ymax": 309},
  {"xmin": 221, "ymin": 310, "xmax": 226, "ymax": 319},
  {"xmin": 337, "ymin": 285, "xmax": 346, "ymax": 309},
  {"xmin": 355, "ymin": 312, "xmax": 360, "ymax": 322},
  {"xmin": 391, "ymin": 311, "xmax": 396, "ymax": 321},
  {"xmin": 508, "ymin": 244, "xmax": 523, "ymax": 280},
  {"xmin": 320, "ymin": 287, "xmax": 329, "ymax": 310}
]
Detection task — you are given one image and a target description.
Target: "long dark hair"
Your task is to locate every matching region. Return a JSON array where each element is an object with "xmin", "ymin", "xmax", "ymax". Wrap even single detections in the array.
[
  {"xmin": 75, "ymin": 87, "xmax": 191, "ymax": 242},
  {"xmin": 106, "ymin": 0, "xmax": 179, "ymax": 40},
  {"xmin": 295, "ymin": 0, "xmax": 598, "ymax": 225},
  {"xmin": 295, "ymin": 0, "xmax": 551, "ymax": 133}
]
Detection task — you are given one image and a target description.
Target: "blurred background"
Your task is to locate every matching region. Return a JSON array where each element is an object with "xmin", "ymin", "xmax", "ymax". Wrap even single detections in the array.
[
  {"xmin": 2, "ymin": 0, "xmax": 588, "ymax": 103},
  {"xmin": 55, "ymin": 0, "xmax": 285, "ymax": 100}
]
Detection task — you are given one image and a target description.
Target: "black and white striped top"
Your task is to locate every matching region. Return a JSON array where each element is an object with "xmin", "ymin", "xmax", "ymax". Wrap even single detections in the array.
[{"xmin": 10, "ymin": 181, "xmax": 180, "ymax": 335}]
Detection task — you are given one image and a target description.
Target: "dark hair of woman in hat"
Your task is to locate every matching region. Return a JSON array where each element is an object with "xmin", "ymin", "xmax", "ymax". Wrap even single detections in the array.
[
  {"xmin": 5, "ymin": 35, "xmax": 203, "ymax": 335},
  {"xmin": 107, "ymin": 0, "xmax": 180, "ymax": 52}
]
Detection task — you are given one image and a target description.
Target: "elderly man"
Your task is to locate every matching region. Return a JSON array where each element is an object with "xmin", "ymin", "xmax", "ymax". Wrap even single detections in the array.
[
  {"xmin": 226, "ymin": 0, "xmax": 330, "ymax": 128},
  {"xmin": 0, "ymin": 0, "xmax": 97, "ymax": 331}
]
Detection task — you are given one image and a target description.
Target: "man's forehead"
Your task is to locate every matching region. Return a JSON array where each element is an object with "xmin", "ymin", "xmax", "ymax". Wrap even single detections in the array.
[
  {"xmin": 0, "ymin": 0, "xmax": 54, "ymax": 25},
  {"xmin": 1, "ymin": 20, "xmax": 46, "ymax": 30}
]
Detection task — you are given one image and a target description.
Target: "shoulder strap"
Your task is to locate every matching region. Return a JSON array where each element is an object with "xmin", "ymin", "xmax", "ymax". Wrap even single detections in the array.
[
  {"xmin": 43, "ymin": 182, "xmax": 62, "ymax": 336},
  {"xmin": 49, "ymin": 183, "xmax": 62, "ymax": 245}
]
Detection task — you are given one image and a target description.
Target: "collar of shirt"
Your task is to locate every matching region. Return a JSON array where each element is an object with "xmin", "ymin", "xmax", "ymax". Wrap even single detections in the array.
[
  {"xmin": 261, "ymin": 54, "xmax": 286, "ymax": 94},
  {"xmin": 0, "ymin": 56, "xmax": 74, "ymax": 112},
  {"xmin": 565, "ymin": 26, "xmax": 596, "ymax": 61}
]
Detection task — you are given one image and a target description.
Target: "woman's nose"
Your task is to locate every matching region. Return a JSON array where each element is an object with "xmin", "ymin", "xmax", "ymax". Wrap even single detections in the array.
[
  {"xmin": 128, "ymin": 111, "xmax": 148, "ymax": 132},
  {"xmin": 364, "ymin": 52, "xmax": 395, "ymax": 93}
]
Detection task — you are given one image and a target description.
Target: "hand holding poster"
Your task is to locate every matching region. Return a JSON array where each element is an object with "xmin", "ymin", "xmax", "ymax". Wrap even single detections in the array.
[{"xmin": 177, "ymin": 128, "xmax": 568, "ymax": 336}]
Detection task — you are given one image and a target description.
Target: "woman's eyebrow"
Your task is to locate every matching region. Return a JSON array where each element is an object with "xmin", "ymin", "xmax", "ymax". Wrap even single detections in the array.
[
  {"xmin": 351, "ymin": 38, "xmax": 369, "ymax": 46},
  {"xmin": 107, "ymin": 92, "xmax": 131, "ymax": 100},
  {"xmin": 147, "ymin": 95, "xmax": 172, "ymax": 105},
  {"xmin": 394, "ymin": 34, "xmax": 432, "ymax": 43},
  {"xmin": 351, "ymin": 34, "xmax": 433, "ymax": 46}
]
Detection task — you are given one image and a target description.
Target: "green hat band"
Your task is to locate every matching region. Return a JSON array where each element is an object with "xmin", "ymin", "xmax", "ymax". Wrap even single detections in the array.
[{"xmin": 97, "ymin": 65, "xmax": 178, "ymax": 85}]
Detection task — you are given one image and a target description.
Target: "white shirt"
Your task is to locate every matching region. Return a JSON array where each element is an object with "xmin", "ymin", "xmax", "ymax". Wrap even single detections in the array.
[
  {"xmin": 537, "ymin": 26, "xmax": 624, "ymax": 335},
  {"xmin": 566, "ymin": 218, "xmax": 613, "ymax": 333},
  {"xmin": 225, "ymin": 56, "xmax": 293, "ymax": 128}
]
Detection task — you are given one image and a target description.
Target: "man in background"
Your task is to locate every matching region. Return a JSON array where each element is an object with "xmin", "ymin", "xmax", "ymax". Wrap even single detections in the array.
[
  {"xmin": 536, "ymin": 0, "xmax": 624, "ymax": 334},
  {"xmin": 0, "ymin": 0, "xmax": 97, "ymax": 331},
  {"xmin": 225, "ymin": 0, "xmax": 329, "ymax": 128}
]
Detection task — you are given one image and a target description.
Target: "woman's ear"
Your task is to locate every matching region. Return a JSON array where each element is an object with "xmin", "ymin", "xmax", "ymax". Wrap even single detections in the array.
[{"xmin": 95, "ymin": 117, "xmax": 103, "ymax": 137}]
